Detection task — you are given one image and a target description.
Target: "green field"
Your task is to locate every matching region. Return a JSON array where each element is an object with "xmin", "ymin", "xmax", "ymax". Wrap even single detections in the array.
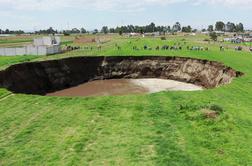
[{"xmin": 0, "ymin": 34, "xmax": 252, "ymax": 165}]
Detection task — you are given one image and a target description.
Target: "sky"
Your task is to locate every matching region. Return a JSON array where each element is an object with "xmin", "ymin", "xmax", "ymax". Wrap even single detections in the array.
[{"xmin": 0, "ymin": 0, "xmax": 252, "ymax": 31}]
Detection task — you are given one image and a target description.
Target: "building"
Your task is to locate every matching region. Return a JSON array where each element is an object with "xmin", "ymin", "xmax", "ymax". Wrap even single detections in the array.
[
  {"xmin": 224, "ymin": 34, "xmax": 252, "ymax": 43},
  {"xmin": 0, "ymin": 34, "xmax": 16, "ymax": 37},
  {"xmin": 0, "ymin": 36, "xmax": 61, "ymax": 56},
  {"xmin": 201, "ymin": 31, "xmax": 210, "ymax": 35},
  {"xmin": 214, "ymin": 31, "xmax": 225, "ymax": 35}
]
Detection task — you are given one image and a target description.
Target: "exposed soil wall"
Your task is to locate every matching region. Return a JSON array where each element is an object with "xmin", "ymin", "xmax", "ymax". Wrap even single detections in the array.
[{"xmin": 0, "ymin": 56, "xmax": 243, "ymax": 95}]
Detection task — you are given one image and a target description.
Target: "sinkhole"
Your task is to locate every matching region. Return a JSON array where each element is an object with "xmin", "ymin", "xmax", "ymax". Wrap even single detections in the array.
[{"xmin": 0, "ymin": 56, "xmax": 243, "ymax": 97}]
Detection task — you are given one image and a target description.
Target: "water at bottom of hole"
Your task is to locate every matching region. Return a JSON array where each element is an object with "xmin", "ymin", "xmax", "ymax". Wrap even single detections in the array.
[{"xmin": 46, "ymin": 78, "xmax": 203, "ymax": 97}]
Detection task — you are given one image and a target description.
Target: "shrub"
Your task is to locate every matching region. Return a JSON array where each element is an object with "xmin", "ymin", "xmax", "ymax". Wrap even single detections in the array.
[
  {"xmin": 209, "ymin": 104, "xmax": 224, "ymax": 113},
  {"xmin": 160, "ymin": 37, "xmax": 166, "ymax": 40}
]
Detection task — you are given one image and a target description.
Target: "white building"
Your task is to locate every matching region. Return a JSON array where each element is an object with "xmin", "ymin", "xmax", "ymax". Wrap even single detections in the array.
[{"xmin": 0, "ymin": 36, "xmax": 61, "ymax": 56}]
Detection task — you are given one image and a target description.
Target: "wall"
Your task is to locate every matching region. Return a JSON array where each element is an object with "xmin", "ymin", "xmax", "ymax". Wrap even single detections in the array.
[
  {"xmin": 46, "ymin": 45, "xmax": 61, "ymax": 55},
  {"xmin": 0, "ymin": 36, "xmax": 61, "ymax": 56},
  {"xmin": 0, "ymin": 45, "xmax": 60, "ymax": 56},
  {"xmin": 0, "ymin": 47, "xmax": 26, "ymax": 56}
]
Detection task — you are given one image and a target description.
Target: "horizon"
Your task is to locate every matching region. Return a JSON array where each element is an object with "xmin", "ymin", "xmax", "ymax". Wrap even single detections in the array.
[{"xmin": 1, "ymin": 0, "xmax": 252, "ymax": 31}]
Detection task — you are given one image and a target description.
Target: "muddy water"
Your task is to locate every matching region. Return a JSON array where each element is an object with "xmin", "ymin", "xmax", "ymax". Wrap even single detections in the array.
[{"xmin": 47, "ymin": 79, "xmax": 202, "ymax": 97}]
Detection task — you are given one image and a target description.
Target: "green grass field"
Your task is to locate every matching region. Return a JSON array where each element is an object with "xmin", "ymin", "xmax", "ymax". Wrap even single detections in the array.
[{"xmin": 0, "ymin": 34, "xmax": 252, "ymax": 166}]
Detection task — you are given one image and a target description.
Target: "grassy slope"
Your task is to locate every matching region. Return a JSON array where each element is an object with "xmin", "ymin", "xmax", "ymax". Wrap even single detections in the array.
[{"xmin": 0, "ymin": 35, "xmax": 252, "ymax": 166}]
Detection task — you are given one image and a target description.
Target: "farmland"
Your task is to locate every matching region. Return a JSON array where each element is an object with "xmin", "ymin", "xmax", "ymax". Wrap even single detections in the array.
[{"xmin": 0, "ymin": 34, "xmax": 252, "ymax": 165}]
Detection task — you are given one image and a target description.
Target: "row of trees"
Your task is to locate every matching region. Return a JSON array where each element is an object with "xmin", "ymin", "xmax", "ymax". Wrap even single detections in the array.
[
  {"xmin": 35, "ymin": 27, "xmax": 58, "ymax": 34},
  {"xmin": 34, "ymin": 27, "xmax": 87, "ymax": 35},
  {"xmin": 62, "ymin": 28, "xmax": 87, "ymax": 35},
  {"xmin": 205, "ymin": 22, "xmax": 244, "ymax": 32},
  {"xmin": 98, "ymin": 22, "xmax": 198, "ymax": 34},
  {"xmin": 100, "ymin": 21, "xmax": 244, "ymax": 34},
  {"xmin": 100, "ymin": 23, "xmax": 172, "ymax": 34},
  {"xmin": 0, "ymin": 21, "xmax": 245, "ymax": 35},
  {"xmin": 0, "ymin": 29, "xmax": 24, "ymax": 34}
]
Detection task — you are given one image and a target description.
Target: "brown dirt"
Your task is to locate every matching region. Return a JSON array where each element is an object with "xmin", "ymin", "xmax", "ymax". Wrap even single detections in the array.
[
  {"xmin": 202, "ymin": 109, "xmax": 219, "ymax": 119},
  {"xmin": 74, "ymin": 37, "xmax": 96, "ymax": 44},
  {"xmin": 47, "ymin": 78, "xmax": 202, "ymax": 97}
]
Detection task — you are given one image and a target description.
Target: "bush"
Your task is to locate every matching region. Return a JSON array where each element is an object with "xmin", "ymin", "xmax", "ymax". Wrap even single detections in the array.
[
  {"xmin": 209, "ymin": 104, "xmax": 224, "ymax": 113},
  {"xmin": 64, "ymin": 33, "xmax": 70, "ymax": 36},
  {"xmin": 209, "ymin": 32, "xmax": 218, "ymax": 41},
  {"xmin": 160, "ymin": 37, "xmax": 166, "ymax": 40}
]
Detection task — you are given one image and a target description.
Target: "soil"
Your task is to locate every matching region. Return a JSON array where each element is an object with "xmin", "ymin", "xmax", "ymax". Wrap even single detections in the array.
[{"xmin": 47, "ymin": 78, "xmax": 203, "ymax": 97}]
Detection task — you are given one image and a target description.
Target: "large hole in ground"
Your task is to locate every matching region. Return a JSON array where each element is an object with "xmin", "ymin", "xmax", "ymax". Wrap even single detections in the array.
[{"xmin": 0, "ymin": 56, "xmax": 243, "ymax": 97}]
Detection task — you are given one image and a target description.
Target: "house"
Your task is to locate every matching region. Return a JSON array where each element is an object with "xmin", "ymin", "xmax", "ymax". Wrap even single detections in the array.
[
  {"xmin": 244, "ymin": 38, "xmax": 252, "ymax": 42},
  {"xmin": 201, "ymin": 31, "xmax": 210, "ymax": 35},
  {"xmin": 214, "ymin": 31, "xmax": 225, "ymax": 35},
  {"xmin": 224, "ymin": 38, "xmax": 232, "ymax": 42},
  {"xmin": 232, "ymin": 38, "xmax": 243, "ymax": 43},
  {"xmin": 0, "ymin": 34, "xmax": 16, "ymax": 37},
  {"xmin": 0, "ymin": 36, "xmax": 61, "ymax": 56},
  {"xmin": 127, "ymin": 33, "xmax": 142, "ymax": 37}
]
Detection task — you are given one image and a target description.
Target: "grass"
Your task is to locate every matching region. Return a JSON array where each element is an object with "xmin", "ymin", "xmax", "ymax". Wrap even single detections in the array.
[
  {"xmin": 0, "ymin": 34, "xmax": 252, "ymax": 165},
  {"xmin": 0, "ymin": 56, "xmax": 39, "ymax": 70},
  {"xmin": 0, "ymin": 39, "xmax": 33, "ymax": 44},
  {"xmin": 0, "ymin": 38, "xmax": 33, "ymax": 47}
]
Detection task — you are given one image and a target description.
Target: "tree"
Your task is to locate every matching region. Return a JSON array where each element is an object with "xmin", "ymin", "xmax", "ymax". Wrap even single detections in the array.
[
  {"xmin": 207, "ymin": 25, "xmax": 214, "ymax": 32},
  {"xmin": 101, "ymin": 26, "xmax": 109, "ymax": 34},
  {"xmin": 35, "ymin": 27, "xmax": 57, "ymax": 34},
  {"xmin": 226, "ymin": 22, "xmax": 236, "ymax": 32},
  {"xmin": 81, "ymin": 28, "xmax": 87, "ymax": 33},
  {"xmin": 121, "ymin": 26, "xmax": 128, "ymax": 33},
  {"xmin": 139, "ymin": 28, "xmax": 144, "ymax": 34},
  {"xmin": 172, "ymin": 22, "xmax": 181, "ymax": 32},
  {"xmin": 166, "ymin": 26, "xmax": 171, "ymax": 33},
  {"xmin": 117, "ymin": 27, "xmax": 123, "ymax": 35},
  {"xmin": 15, "ymin": 30, "xmax": 24, "ymax": 34},
  {"xmin": 5, "ymin": 29, "xmax": 10, "ymax": 34},
  {"xmin": 192, "ymin": 29, "xmax": 197, "ymax": 33},
  {"xmin": 93, "ymin": 29, "xmax": 98, "ymax": 34},
  {"xmin": 109, "ymin": 28, "xmax": 115, "ymax": 33},
  {"xmin": 236, "ymin": 23, "xmax": 244, "ymax": 32},
  {"xmin": 71, "ymin": 28, "xmax": 80, "ymax": 34},
  {"xmin": 119, "ymin": 30, "xmax": 123, "ymax": 35},
  {"xmin": 209, "ymin": 32, "xmax": 218, "ymax": 41},
  {"xmin": 63, "ymin": 31, "xmax": 70, "ymax": 36},
  {"xmin": 148, "ymin": 22, "xmax": 156, "ymax": 32},
  {"xmin": 182, "ymin": 26, "xmax": 192, "ymax": 33},
  {"xmin": 215, "ymin": 21, "xmax": 225, "ymax": 31},
  {"xmin": 47, "ymin": 27, "xmax": 56, "ymax": 34}
]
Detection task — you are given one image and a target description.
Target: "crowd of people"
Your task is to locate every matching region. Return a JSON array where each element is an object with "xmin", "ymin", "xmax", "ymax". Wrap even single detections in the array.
[
  {"xmin": 131, "ymin": 45, "xmax": 209, "ymax": 51},
  {"xmin": 131, "ymin": 44, "xmax": 252, "ymax": 52},
  {"xmin": 64, "ymin": 45, "xmax": 102, "ymax": 51},
  {"xmin": 64, "ymin": 42, "xmax": 252, "ymax": 53}
]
